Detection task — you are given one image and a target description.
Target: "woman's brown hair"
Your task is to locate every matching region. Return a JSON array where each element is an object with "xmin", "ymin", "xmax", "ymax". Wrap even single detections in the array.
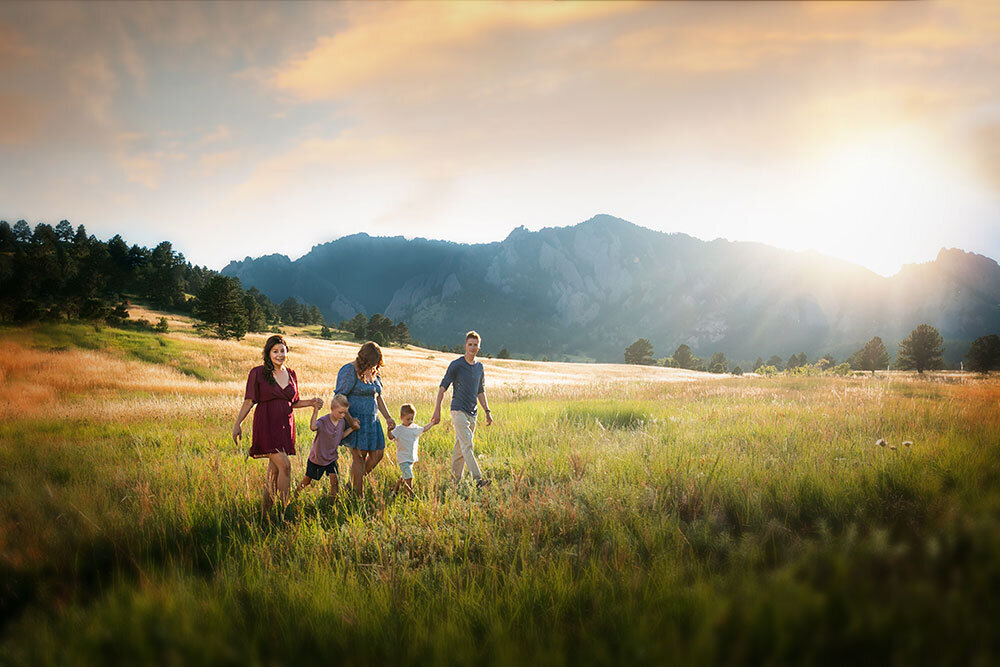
[
  {"xmin": 354, "ymin": 341, "xmax": 384, "ymax": 380},
  {"xmin": 262, "ymin": 335, "xmax": 288, "ymax": 385}
]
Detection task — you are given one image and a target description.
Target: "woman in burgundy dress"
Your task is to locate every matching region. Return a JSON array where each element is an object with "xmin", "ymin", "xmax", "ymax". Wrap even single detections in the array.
[{"xmin": 232, "ymin": 335, "xmax": 321, "ymax": 511}]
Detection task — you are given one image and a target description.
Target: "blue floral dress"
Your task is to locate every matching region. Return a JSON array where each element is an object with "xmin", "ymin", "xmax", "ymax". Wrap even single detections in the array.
[{"xmin": 335, "ymin": 363, "xmax": 385, "ymax": 451}]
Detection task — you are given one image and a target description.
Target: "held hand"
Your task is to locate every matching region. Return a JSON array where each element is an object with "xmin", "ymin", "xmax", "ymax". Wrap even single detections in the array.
[
  {"xmin": 431, "ymin": 409, "xmax": 440, "ymax": 425},
  {"xmin": 314, "ymin": 397, "xmax": 324, "ymax": 409},
  {"xmin": 348, "ymin": 416, "xmax": 360, "ymax": 430},
  {"xmin": 232, "ymin": 424, "xmax": 242, "ymax": 445},
  {"xmin": 485, "ymin": 411, "xmax": 493, "ymax": 426},
  {"xmin": 385, "ymin": 417, "xmax": 396, "ymax": 432}
]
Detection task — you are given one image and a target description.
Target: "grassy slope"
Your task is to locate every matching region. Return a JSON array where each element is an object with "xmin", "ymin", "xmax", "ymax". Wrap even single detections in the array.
[{"xmin": 1, "ymin": 316, "xmax": 998, "ymax": 665}]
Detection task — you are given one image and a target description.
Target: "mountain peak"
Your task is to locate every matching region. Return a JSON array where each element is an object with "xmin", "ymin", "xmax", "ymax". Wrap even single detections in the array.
[{"xmin": 504, "ymin": 225, "xmax": 530, "ymax": 242}]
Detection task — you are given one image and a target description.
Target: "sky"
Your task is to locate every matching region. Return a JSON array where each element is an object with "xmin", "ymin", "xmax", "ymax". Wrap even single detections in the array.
[{"xmin": 1, "ymin": 1, "xmax": 999, "ymax": 276}]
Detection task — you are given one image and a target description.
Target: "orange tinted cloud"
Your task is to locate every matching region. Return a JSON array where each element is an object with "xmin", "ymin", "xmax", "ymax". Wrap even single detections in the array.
[
  {"xmin": 0, "ymin": 94, "xmax": 44, "ymax": 144},
  {"xmin": 270, "ymin": 2, "xmax": 636, "ymax": 101}
]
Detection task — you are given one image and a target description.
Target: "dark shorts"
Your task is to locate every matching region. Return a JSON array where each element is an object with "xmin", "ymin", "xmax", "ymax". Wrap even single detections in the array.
[{"xmin": 306, "ymin": 459, "xmax": 339, "ymax": 480}]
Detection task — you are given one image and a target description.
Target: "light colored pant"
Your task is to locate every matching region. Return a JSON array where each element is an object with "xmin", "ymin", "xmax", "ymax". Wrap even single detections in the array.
[{"xmin": 450, "ymin": 410, "xmax": 482, "ymax": 482}]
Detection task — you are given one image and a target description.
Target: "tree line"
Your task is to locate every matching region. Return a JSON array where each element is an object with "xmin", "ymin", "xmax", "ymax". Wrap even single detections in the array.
[
  {"xmin": 0, "ymin": 219, "xmax": 211, "ymax": 323},
  {"xmin": 0, "ymin": 219, "xmax": 375, "ymax": 342},
  {"xmin": 625, "ymin": 324, "xmax": 1000, "ymax": 374}
]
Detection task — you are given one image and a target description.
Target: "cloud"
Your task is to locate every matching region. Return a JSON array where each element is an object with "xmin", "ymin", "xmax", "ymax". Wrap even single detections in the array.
[
  {"xmin": 199, "ymin": 124, "xmax": 231, "ymax": 146},
  {"xmin": 0, "ymin": 94, "xmax": 46, "ymax": 145},
  {"xmin": 269, "ymin": 2, "xmax": 636, "ymax": 102}
]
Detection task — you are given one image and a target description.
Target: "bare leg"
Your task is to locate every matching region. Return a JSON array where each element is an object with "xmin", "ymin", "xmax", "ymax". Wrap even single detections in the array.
[
  {"xmin": 294, "ymin": 475, "xmax": 312, "ymax": 497},
  {"xmin": 263, "ymin": 458, "xmax": 278, "ymax": 513},
  {"xmin": 269, "ymin": 452, "xmax": 292, "ymax": 506},
  {"xmin": 329, "ymin": 474, "xmax": 339, "ymax": 498},
  {"xmin": 401, "ymin": 477, "xmax": 414, "ymax": 498},
  {"xmin": 350, "ymin": 448, "xmax": 366, "ymax": 496},
  {"xmin": 364, "ymin": 448, "xmax": 384, "ymax": 473}
]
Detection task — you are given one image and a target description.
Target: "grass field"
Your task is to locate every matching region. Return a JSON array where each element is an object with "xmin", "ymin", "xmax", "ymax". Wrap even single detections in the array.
[{"xmin": 1, "ymin": 317, "xmax": 998, "ymax": 665}]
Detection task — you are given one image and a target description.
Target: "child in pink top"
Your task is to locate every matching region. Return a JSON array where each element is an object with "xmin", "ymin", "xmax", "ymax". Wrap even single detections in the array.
[{"xmin": 294, "ymin": 394, "xmax": 356, "ymax": 498}]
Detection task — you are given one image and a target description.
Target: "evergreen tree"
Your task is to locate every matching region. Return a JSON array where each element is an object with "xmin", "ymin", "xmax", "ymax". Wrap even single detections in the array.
[
  {"xmin": 753, "ymin": 357, "xmax": 764, "ymax": 371},
  {"xmin": 54, "ymin": 220, "xmax": 75, "ymax": 243},
  {"xmin": 278, "ymin": 297, "xmax": 310, "ymax": 325},
  {"xmin": 247, "ymin": 287, "xmax": 278, "ymax": 324},
  {"xmin": 965, "ymin": 334, "xmax": 1000, "ymax": 373},
  {"xmin": 145, "ymin": 241, "xmax": 186, "ymax": 308},
  {"xmin": 709, "ymin": 352, "xmax": 728, "ymax": 374},
  {"xmin": 849, "ymin": 336, "xmax": 889, "ymax": 374},
  {"xmin": 12, "ymin": 220, "xmax": 31, "ymax": 243},
  {"xmin": 672, "ymin": 344, "xmax": 695, "ymax": 369},
  {"xmin": 366, "ymin": 313, "xmax": 393, "ymax": 343},
  {"xmin": 391, "ymin": 321, "xmax": 411, "ymax": 346},
  {"xmin": 0, "ymin": 221, "xmax": 15, "ymax": 252},
  {"xmin": 497, "ymin": 348, "xmax": 511, "ymax": 359},
  {"xmin": 896, "ymin": 324, "xmax": 944, "ymax": 373},
  {"xmin": 766, "ymin": 355, "xmax": 785, "ymax": 371},
  {"xmin": 624, "ymin": 338, "xmax": 655, "ymax": 365},
  {"xmin": 346, "ymin": 313, "xmax": 368, "ymax": 340},
  {"xmin": 243, "ymin": 291, "xmax": 268, "ymax": 332},
  {"xmin": 196, "ymin": 275, "xmax": 248, "ymax": 339}
]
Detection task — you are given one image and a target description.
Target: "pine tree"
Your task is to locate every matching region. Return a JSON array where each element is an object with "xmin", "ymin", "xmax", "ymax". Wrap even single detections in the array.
[
  {"xmin": 196, "ymin": 275, "xmax": 248, "ymax": 339},
  {"xmin": 896, "ymin": 324, "xmax": 944, "ymax": 373},
  {"xmin": 850, "ymin": 336, "xmax": 890, "ymax": 374},
  {"xmin": 624, "ymin": 338, "xmax": 655, "ymax": 365},
  {"xmin": 965, "ymin": 334, "xmax": 1000, "ymax": 373},
  {"xmin": 672, "ymin": 344, "xmax": 694, "ymax": 369}
]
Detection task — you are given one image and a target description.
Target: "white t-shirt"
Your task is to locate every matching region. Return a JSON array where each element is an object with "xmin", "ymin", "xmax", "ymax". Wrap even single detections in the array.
[{"xmin": 391, "ymin": 424, "xmax": 423, "ymax": 464}]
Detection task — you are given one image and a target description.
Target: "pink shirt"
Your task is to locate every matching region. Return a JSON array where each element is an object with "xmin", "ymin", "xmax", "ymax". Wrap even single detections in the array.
[{"xmin": 308, "ymin": 415, "xmax": 346, "ymax": 465}]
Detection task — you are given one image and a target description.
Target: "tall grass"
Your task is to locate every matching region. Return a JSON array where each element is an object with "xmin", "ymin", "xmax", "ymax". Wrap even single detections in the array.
[{"xmin": 1, "ymin": 323, "xmax": 999, "ymax": 665}]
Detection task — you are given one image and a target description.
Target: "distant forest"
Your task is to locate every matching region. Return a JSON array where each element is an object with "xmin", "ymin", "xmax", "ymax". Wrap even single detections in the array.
[{"xmin": 0, "ymin": 220, "xmax": 410, "ymax": 344}]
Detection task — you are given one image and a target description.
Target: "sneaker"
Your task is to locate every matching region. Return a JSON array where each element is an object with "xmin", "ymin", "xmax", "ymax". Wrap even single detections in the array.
[{"xmin": 476, "ymin": 478, "xmax": 492, "ymax": 489}]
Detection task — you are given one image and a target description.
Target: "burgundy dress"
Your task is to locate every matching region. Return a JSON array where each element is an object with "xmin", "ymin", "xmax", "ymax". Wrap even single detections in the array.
[{"xmin": 244, "ymin": 365, "xmax": 300, "ymax": 458}]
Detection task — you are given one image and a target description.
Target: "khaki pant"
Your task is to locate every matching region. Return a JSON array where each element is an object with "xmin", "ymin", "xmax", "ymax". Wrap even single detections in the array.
[{"xmin": 450, "ymin": 410, "xmax": 482, "ymax": 482}]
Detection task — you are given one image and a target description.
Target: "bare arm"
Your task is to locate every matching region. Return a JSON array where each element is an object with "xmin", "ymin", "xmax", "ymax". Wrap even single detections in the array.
[
  {"xmin": 478, "ymin": 391, "xmax": 492, "ymax": 426},
  {"xmin": 422, "ymin": 421, "xmax": 436, "ymax": 434},
  {"xmin": 309, "ymin": 405, "xmax": 320, "ymax": 432},
  {"xmin": 292, "ymin": 397, "xmax": 322, "ymax": 410},
  {"xmin": 232, "ymin": 398, "xmax": 254, "ymax": 445},
  {"xmin": 431, "ymin": 386, "xmax": 447, "ymax": 425},
  {"xmin": 376, "ymin": 393, "xmax": 396, "ymax": 432}
]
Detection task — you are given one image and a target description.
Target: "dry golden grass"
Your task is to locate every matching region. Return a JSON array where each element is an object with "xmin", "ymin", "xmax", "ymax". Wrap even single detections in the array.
[{"xmin": 0, "ymin": 322, "xmax": 714, "ymax": 424}]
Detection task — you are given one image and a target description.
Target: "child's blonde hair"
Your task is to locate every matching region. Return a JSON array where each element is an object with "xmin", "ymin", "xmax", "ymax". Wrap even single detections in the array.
[
  {"xmin": 331, "ymin": 394, "xmax": 350, "ymax": 409},
  {"xmin": 400, "ymin": 403, "xmax": 415, "ymax": 417}
]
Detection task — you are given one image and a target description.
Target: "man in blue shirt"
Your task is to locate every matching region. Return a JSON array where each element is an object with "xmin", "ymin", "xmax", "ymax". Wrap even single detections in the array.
[{"xmin": 431, "ymin": 330, "xmax": 493, "ymax": 487}]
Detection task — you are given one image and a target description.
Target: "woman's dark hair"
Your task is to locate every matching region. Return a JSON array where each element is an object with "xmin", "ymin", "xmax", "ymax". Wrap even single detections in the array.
[
  {"xmin": 262, "ymin": 335, "xmax": 288, "ymax": 385},
  {"xmin": 354, "ymin": 341, "xmax": 384, "ymax": 379}
]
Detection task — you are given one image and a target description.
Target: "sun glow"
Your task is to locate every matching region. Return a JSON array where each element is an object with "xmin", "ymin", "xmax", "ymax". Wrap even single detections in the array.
[{"xmin": 793, "ymin": 127, "xmax": 981, "ymax": 275}]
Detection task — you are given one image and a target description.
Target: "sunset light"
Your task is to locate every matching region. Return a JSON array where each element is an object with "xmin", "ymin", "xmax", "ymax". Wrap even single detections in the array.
[{"xmin": 1, "ymin": 1, "xmax": 996, "ymax": 276}]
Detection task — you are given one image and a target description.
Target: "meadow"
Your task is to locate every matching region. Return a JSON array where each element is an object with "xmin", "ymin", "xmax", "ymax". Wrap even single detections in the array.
[{"xmin": 1, "ymin": 317, "xmax": 998, "ymax": 666}]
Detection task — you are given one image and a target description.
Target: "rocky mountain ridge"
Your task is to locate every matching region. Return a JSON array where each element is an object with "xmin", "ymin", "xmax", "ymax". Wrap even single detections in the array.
[{"xmin": 222, "ymin": 215, "xmax": 1000, "ymax": 364}]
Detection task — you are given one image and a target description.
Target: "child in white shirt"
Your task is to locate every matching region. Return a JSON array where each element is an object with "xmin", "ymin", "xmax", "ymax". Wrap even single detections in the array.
[{"xmin": 389, "ymin": 403, "xmax": 435, "ymax": 498}]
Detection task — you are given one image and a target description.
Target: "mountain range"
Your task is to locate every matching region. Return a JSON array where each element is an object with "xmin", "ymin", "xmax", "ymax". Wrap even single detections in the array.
[{"xmin": 221, "ymin": 215, "xmax": 1000, "ymax": 365}]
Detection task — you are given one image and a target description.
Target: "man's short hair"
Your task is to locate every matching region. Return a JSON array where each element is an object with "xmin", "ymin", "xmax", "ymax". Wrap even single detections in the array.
[{"xmin": 465, "ymin": 330, "xmax": 481, "ymax": 342}]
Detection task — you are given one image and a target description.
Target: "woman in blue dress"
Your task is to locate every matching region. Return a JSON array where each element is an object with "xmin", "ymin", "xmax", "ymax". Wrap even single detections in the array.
[{"xmin": 336, "ymin": 341, "xmax": 396, "ymax": 496}]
